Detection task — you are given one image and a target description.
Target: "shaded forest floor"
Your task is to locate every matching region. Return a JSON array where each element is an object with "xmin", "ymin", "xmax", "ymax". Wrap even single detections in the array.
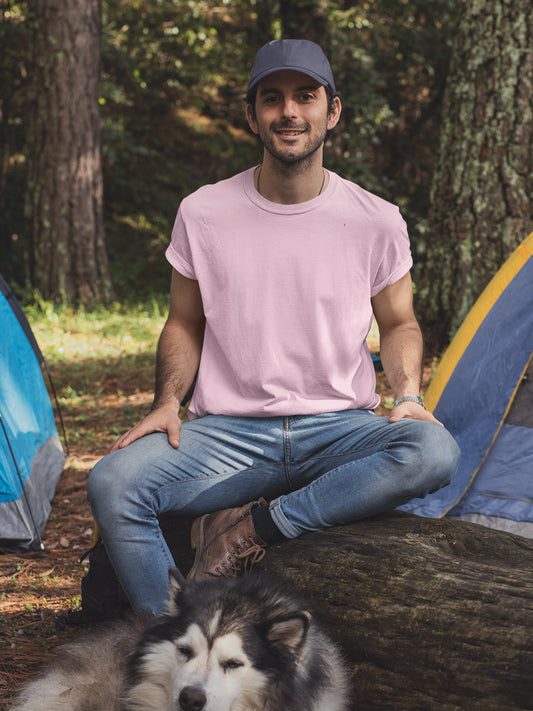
[{"xmin": 0, "ymin": 304, "xmax": 436, "ymax": 708}]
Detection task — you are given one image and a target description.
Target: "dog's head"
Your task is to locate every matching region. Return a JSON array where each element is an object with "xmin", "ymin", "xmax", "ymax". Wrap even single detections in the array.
[{"xmin": 125, "ymin": 568, "xmax": 313, "ymax": 711}]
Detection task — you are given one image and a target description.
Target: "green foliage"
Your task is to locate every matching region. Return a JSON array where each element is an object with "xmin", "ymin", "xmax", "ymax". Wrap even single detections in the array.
[
  {"xmin": 2, "ymin": 0, "xmax": 459, "ymax": 300},
  {"xmin": 99, "ymin": 0, "xmax": 260, "ymax": 296}
]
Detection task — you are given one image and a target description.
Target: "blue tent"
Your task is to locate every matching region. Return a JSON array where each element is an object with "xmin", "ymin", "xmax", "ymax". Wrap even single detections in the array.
[
  {"xmin": 401, "ymin": 232, "xmax": 533, "ymax": 538},
  {"xmin": 0, "ymin": 275, "xmax": 66, "ymax": 552}
]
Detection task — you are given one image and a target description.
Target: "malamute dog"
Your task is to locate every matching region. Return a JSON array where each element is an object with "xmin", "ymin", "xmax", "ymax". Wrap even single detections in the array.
[{"xmin": 11, "ymin": 570, "xmax": 351, "ymax": 710}]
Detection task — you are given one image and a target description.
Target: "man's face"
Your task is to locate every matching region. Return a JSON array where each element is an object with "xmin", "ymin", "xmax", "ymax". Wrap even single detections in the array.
[{"xmin": 246, "ymin": 70, "xmax": 340, "ymax": 166}]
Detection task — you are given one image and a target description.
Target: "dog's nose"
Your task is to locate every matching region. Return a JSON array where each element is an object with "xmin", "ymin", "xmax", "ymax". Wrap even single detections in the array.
[{"xmin": 179, "ymin": 685, "xmax": 207, "ymax": 711}]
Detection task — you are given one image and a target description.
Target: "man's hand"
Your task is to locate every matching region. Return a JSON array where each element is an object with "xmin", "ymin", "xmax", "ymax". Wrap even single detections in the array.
[
  {"xmin": 389, "ymin": 400, "xmax": 443, "ymax": 426},
  {"xmin": 111, "ymin": 402, "xmax": 182, "ymax": 452}
]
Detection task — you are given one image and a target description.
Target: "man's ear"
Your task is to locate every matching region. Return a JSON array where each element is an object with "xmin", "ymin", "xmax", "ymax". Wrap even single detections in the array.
[
  {"xmin": 246, "ymin": 104, "xmax": 259, "ymax": 135},
  {"xmin": 327, "ymin": 96, "xmax": 342, "ymax": 131},
  {"xmin": 266, "ymin": 611, "xmax": 311, "ymax": 652},
  {"xmin": 165, "ymin": 567, "xmax": 186, "ymax": 615}
]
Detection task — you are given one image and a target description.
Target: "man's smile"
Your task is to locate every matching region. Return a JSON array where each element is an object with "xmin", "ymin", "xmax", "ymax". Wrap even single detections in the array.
[{"xmin": 274, "ymin": 125, "xmax": 308, "ymax": 138}]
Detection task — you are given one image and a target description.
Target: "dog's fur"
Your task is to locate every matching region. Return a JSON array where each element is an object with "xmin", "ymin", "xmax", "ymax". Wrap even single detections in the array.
[{"xmin": 11, "ymin": 570, "xmax": 351, "ymax": 711}]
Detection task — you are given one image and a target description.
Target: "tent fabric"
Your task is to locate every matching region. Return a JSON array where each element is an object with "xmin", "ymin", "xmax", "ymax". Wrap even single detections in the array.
[
  {"xmin": 400, "ymin": 232, "xmax": 533, "ymax": 537},
  {"xmin": 453, "ymin": 513, "xmax": 533, "ymax": 539},
  {"xmin": 0, "ymin": 274, "xmax": 44, "ymax": 364},
  {"xmin": 0, "ymin": 275, "xmax": 65, "ymax": 552}
]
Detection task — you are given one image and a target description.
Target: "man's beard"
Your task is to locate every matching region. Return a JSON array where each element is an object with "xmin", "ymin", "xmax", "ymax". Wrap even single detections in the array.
[{"xmin": 257, "ymin": 120, "xmax": 328, "ymax": 169}]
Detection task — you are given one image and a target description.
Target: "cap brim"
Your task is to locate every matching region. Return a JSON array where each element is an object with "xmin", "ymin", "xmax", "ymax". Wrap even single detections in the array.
[{"xmin": 248, "ymin": 66, "xmax": 333, "ymax": 92}]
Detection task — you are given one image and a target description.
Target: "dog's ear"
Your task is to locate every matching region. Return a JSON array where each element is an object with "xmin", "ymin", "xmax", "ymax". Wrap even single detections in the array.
[
  {"xmin": 266, "ymin": 611, "xmax": 311, "ymax": 652},
  {"xmin": 165, "ymin": 567, "xmax": 186, "ymax": 615}
]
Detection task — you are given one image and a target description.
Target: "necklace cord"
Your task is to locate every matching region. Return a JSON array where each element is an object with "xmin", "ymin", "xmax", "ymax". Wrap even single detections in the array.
[{"xmin": 256, "ymin": 166, "xmax": 326, "ymax": 198}]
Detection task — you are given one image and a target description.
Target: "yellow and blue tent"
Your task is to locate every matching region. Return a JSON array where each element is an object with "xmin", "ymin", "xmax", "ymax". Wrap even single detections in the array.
[{"xmin": 401, "ymin": 233, "xmax": 533, "ymax": 538}]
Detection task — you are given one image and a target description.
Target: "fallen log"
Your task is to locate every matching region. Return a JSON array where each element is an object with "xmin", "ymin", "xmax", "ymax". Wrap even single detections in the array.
[{"xmin": 248, "ymin": 511, "xmax": 533, "ymax": 711}]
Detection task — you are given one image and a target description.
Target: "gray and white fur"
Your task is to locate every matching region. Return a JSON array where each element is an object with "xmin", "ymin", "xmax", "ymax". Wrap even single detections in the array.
[{"xmin": 10, "ymin": 570, "xmax": 352, "ymax": 711}]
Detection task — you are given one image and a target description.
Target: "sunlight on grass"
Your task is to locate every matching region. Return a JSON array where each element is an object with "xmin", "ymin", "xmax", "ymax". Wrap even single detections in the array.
[
  {"xmin": 25, "ymin": 297, "xmax": 168, "ymax": 362},
  {"xmin": 367, "ymin": 318, "xmax": 380, "ymax": 351}
]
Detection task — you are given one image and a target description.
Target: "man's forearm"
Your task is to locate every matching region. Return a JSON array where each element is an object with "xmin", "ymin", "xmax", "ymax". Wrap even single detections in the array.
[
  {"xmin": 152, "ymin": 317, "xmax": 203, "ymax": 411},
  {"xmin": 379, "ymin": 321, "xmax": 424, "ymax": 398}
]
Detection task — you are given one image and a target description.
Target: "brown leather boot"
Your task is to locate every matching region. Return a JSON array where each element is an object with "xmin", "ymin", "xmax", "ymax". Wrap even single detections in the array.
[{"xmin": 187, "ymin": 498, "xmax": 268, "ymax": 582}]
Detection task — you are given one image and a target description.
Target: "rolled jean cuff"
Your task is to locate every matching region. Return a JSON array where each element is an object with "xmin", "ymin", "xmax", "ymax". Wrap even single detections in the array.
[{"xmin": 269, "ymin": 499, "xmax": 300, "ymax": 539}]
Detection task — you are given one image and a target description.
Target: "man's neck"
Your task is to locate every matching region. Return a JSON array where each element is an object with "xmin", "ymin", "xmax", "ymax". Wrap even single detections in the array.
[{"xmin": 255, "ymin": 153, "xmax": 328, "ymax": 204}]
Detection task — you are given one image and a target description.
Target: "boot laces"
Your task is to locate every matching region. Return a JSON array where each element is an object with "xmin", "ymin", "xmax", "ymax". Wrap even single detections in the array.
[
  {"xmin": 218, "ymin": 537, "xmax": 266, "ymax": 576},
  {"xmin": 235, "ymin": 541, "xmax": 266, "ymax": 571}
]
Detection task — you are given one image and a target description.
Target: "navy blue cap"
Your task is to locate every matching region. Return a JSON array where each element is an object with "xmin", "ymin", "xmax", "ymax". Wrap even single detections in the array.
[{"xmin": 248, "ymin": 39, "xmax": 335, "ymax": 93}]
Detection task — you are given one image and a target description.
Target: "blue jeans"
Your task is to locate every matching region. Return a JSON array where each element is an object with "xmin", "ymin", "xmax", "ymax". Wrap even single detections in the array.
[{"xmin": 87, "ymin": 410, "xmax": 460, "ymax": 613}]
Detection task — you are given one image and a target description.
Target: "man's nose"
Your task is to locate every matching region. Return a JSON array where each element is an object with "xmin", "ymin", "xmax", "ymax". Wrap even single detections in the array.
[{"xmin": 281, "ymin": 99, "xmax": 298, "ymax": 118}]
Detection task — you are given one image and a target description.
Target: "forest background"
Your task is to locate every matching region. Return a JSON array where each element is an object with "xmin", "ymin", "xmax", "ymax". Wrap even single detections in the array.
[{"xmin": 2, "ymin": 0, "xmax": 531, "ymax": 352}]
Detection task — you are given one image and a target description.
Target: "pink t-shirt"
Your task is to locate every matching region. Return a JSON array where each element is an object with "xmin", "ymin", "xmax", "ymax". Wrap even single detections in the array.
[{"xmin": 166, "ymin": 167, "xmax": 412, "ymax": 419}]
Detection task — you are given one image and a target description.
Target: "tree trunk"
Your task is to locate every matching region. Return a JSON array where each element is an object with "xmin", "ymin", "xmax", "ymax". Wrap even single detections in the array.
[
  {"xmin": 416, "ymin": 0, "xmax": 533, "ymax": 353},
  {"xmin": 25, "ymin": 0, "xmax": 114, "ymax": 304},
  {"xmin": 257, "ymin": 512, "xmax": 533, "ymax": 711}
]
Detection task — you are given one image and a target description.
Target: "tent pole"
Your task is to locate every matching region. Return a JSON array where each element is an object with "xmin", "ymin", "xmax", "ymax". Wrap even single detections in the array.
[{"xmin": 42, "ymin": 360, "xmax": 70, "ymax": 456}]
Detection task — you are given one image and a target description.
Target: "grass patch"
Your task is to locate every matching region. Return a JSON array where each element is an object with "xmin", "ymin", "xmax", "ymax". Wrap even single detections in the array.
[{"xmin": 25, "ymin": 295, "xmax": 168, "ymax": 362}]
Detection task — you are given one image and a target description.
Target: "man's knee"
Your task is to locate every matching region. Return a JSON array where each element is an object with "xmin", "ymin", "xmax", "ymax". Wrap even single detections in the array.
[
  {"xmin": 423, "ymin": 423, "xmax": 461, "ymax": 483},
  {"xmin": 86, "ymin": 452, "xmax": 123, "ymax": 516},
  {"xmin": 87, "ymin": 446, "xmax": 144, "ymax": 518},
  {"xmin": 398, "ymin": 420, "xmax": 461, "ymax": 496}
]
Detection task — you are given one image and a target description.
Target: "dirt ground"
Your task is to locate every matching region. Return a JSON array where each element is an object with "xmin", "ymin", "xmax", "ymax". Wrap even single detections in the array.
[{"xmin": 0, "ymin": 363, "xmax": 434, "ymax": 709}]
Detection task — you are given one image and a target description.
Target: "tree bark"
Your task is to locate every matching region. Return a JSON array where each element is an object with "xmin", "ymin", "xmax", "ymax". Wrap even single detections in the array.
[
  {"xmin": 25, "ymin": 0, "xmax": 114, "ymax": 303},
  {"xmin": 416, "ymin": 0, "xmax": 533, "ymax": 352}
]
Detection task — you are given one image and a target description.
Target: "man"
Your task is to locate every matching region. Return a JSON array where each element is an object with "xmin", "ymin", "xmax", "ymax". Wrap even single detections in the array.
[{"xmin": 88, "ymin": 39, "xmax": 460, "ymax": 614}]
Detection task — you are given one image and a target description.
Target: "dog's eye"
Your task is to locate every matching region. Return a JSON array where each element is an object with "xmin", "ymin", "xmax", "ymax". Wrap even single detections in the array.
[
  {"xmin": 221, "ymin": 659, "xmax": 244, "ymax": 672},
  {"xmin": 178, "ymin": 646, "xmax": 193, "ymax": 661}
]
